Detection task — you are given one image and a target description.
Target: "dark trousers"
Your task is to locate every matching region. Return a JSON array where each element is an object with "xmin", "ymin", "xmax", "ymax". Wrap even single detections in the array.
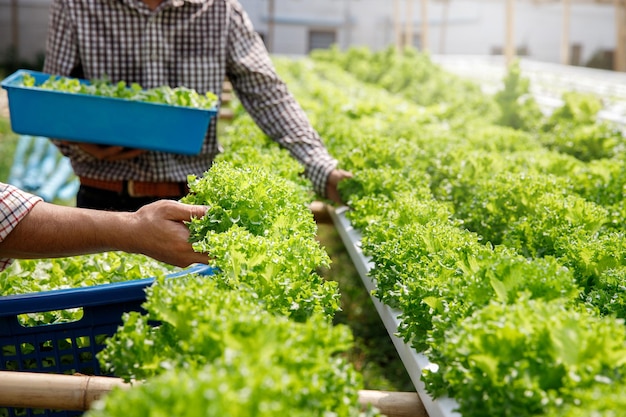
[{"xmin": 76, "ymin": 185, "xmax": 185, "ymax": 212}]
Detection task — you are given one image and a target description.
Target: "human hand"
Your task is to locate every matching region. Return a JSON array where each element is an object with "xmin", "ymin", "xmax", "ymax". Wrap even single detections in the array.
[
  {"xmin": 128, "ymin": 200, "xmax": 210, "ymax": 267},
  {"xmin": 68, "ymin": 142, "xmax": 147, "ymax": 161},
  {"xmin": 325, "ymin": 169, "xmax": 353, "ymax": 206}
]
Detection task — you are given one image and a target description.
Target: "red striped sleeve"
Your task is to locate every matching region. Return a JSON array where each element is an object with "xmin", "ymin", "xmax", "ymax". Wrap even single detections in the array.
[{"xmin": 0, "ymin": 183, "xmax": 43, "ymax": 271}]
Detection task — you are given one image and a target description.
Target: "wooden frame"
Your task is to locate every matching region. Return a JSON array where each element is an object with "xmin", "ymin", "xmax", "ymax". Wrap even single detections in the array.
[
  {"xmin": 414, "ymin": 0, "xmax": 625, "ymax": 71},
  {"xmin": 504, "ymin": 0, "xmax": 624, "ymax": 70}
]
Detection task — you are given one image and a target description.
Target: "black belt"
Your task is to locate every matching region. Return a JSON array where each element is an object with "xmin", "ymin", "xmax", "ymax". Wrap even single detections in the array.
[{"xmin": 79, "ymin": 177, "xmax": 188, "ymax": 197}]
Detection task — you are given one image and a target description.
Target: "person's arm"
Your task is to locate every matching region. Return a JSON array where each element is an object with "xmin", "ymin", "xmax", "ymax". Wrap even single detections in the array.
[
  {"xmin": 0, "ymin": 185, "xmax": 208, "ymax": 269},
  {"xmin": 224, "ymin": 2, "xmax": 351, "ymax": 204}
]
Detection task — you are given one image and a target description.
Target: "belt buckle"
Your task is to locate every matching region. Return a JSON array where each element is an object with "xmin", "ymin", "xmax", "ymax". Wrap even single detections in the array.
[{"xmin": 127, "ymin": 180, "xmax": 139, "ymax": 197}]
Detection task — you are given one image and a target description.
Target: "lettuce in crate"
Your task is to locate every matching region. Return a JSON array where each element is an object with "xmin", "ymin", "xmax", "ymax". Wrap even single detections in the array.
[{"xmin": 0, "ymin": 252, "xmax": 177, "ymax": 326}]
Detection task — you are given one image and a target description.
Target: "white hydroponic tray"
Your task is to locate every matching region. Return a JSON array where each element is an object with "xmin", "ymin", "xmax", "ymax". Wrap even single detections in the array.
[
  {"xmin": 328, "ymin": 206, "xmax": 460, "ymax": 417},
  {"xmin": 431, "ymin": 55, "xmax": 626, "ymax": 129}
]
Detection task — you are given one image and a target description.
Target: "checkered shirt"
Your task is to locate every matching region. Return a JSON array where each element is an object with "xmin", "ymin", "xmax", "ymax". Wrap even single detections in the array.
[
  {"xmin": 43, "ymin": 0, "xmax": 338, "ymax": 196},
  {"xmin": 0, "ymin": 183, "xmax": 43, "ymax": 271}
]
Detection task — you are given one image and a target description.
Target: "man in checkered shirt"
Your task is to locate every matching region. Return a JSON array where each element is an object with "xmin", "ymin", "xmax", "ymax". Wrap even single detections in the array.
[
  {"xmin": 0, "ymin": 182, "xmax": 209, "ymax": 271},
  {"xmin": 43, "ymin": 0, "xmax": 352, "ymax": 211}
]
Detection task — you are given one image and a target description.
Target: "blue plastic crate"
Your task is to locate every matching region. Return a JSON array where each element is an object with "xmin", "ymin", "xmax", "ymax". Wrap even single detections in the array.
[
  {"xmin": 0, "ymin": 70, "xmax": 218, "ymax": 155},
  {"xmin": 0, "ymin": 264, "xmax": 214, "ymax": 417}
]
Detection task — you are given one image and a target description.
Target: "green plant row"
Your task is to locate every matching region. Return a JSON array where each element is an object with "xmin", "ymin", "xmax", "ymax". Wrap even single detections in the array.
[
  {"xmin": 5, "ymin": 48, "xmax": 625, "ymax": 416},
  {"xmin": 311, "ymin": 46, "xmax": 497, "ymax": 126},
  {"xmin": 87, "ymin": 117, "xmax": 378, "ymax": 415},
  {"xmin": 272, "ymin": 50, "xmax": 626, "ymax": 416},
  {"xmin": 1, "ymin": 99, "xmax": 378, "ymax": 416},
  {"xmin": 0, "ymin": 252, "xmax": 178, "ymax": 326}
]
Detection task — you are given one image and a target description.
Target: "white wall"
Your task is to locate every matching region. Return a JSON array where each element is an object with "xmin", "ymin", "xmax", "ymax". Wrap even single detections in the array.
[
  {"xmin": 242, "ymin": 0, "xmax": 617, "ymax": 66},
  {"xmin": 509, "ymin": 1, "xmax": 615, "ymax": 64},
  {"xmin": 1, "ymin": 0, "xmax": 619, "ymax": 68},
  {"xmin": 0, "ymin": 0, "xmax": 51, "ymax": 64},
  {"xmin": 428, "ymin": 1, "xmax": 491, "ymax": 55}
]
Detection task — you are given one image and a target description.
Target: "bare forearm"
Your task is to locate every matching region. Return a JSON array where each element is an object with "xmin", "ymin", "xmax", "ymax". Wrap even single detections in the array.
[
  {"xmin": 0, "ymin": 202, "xmax": 132, "ymax": 259},
  {"xmin": 0, "ymin": 200, "xmax": 209, "ymax": 267}
]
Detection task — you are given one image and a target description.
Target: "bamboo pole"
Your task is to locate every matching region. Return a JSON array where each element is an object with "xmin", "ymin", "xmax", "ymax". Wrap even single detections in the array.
[
  {"xmin": 0, "ymin": 372, "xmax": 130, "ymax": 411},
  {"xmin": 0, "ymin": 372, "xmax": 427, "ymax": 417},
  {"xmin": 359, "ymin": 390, "xmax": 428, "ymax": 417},
  {"xmin": 616, "ymin": 0, "xmax": 626, "ymax": 71},
  {"xmin": 310, "ymin": 200, "xmax": 333, "ymax": 224},
  {"xmin": 421, "ymin": 0, "xmax": 429, "ymax": 52},
  {"xmin": 405, "ymin": 0, "xmax": 414, "ymax": 48},
  {"xmin": 505, "ymin": 0, "xmax": 516, "ymax": 67},
  {"xmin": 394, "ymin": 0, "xmax": 402, "ymax": 49}
]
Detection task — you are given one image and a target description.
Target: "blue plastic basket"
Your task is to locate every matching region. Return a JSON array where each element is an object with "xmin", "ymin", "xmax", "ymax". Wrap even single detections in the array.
[
  {"xmin": 0, "ymin": 70, "xmax": 218, "ymax": 155},
  {"xmin": 0, "ymin": 264, "xmax": 214, "ymax": 417}
]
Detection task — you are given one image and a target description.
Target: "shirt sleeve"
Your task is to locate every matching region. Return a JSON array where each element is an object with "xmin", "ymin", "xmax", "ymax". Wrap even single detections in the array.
[
  {"xmin": 43, "ymin": 0, "xmax": 84, "ymax": 160},
  {"xmin": 0, "ymin": 183, "xmax": 43, "ymax": 271},
  {"xmin": 43, "ymin": 0, "xmax": 80, "ymax": 77},
  {"xmin": 224, "ymin": 0, "xmax": 338, "ymax": 197}
]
